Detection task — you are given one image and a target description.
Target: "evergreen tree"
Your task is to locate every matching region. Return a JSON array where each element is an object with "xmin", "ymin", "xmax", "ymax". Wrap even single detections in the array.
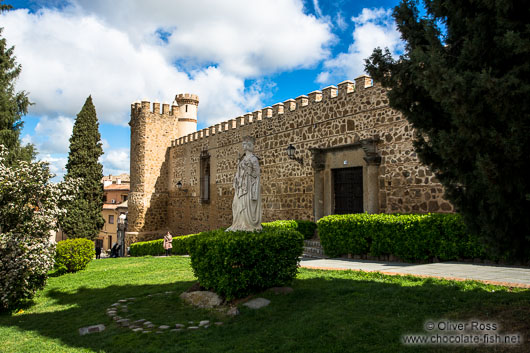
[
  {"xmin": 62, "ymin": 96, "xmax": 105, "ymax": 239},
  {"xmin": 365, "ymin": 0, "xmax": 530, "ymax": 261},
  {"xmin": 0, "ymin": 2, "xmax": 35, "ymax": 165}
]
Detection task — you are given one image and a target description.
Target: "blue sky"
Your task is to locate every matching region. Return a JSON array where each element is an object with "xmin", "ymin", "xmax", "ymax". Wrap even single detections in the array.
[{"xmin": 2, "ymin": 0, "xmax": 404, "ymax": 181}]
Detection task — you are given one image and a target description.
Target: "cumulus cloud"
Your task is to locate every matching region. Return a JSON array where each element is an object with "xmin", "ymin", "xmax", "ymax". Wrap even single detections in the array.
[
  {"xmin": 318, "ymin": 8, "xmax": 403, "ymax": 84},
  {"xmin": 100, "ymin": 147, "xmax": 129, "ymax": 174},
  {"xmin": 1, "ymin": 1, "xmax": 333, "ymax": 127},
  {"xmin": 1, "ymin": 0, "xmax": 335, "ymax": 180},
  {"xmin": 38, "ymin": 153, "xmax": 68, "ymax": 181},
  {"xmin": 23, "ymin": 116, "xmax": 74, "ymax": 154},
  {"xmin": 74, "ymin": 0, "xmax": 333, "ymax": 77}
]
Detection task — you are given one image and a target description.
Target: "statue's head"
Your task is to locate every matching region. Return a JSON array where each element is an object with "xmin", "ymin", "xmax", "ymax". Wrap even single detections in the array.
[{"xmin": 242, "ymin": 136, "xmax": 256, "ymax": 152}]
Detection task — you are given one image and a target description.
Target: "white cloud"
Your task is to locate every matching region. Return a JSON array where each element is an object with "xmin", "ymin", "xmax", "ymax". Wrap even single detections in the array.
[
  {"xmin": 24, "ymin": 116, "xmax": 74, "ymax": 155},
  {"xmin": 39, "ymin": 153, "xmax": 68, "ymax": 181},
  {"xmin": 100, "ymin": 147, "xmax": 129, "ymax": 174},
  {"xmin": 74, "ymin": 0, "xmax": 333, "ymax": 77},
  {"xmin": 317, "ymin": 8, "xmax": 403, "ymax": 84},
  {"xmin": 0, "ymin": 1, "xmax": 333, "ymax": 127},
  {"xmin": 335, "ymin": 11, "xmax": 348, "ymax": 31}
]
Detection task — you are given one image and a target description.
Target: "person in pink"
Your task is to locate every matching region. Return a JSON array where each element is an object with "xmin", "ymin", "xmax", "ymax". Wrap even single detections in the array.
[{"xmin": 163, "ymin": 231, "xmax": 173, "ymax": 256}]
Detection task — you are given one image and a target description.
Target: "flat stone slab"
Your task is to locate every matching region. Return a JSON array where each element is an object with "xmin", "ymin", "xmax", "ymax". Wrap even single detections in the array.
[
  {"xmin": 79, "ymin": 324, "xmax": 105, "ymax": 335},
  {"xmin": 132, "ymin": 328, "xmax": 143, "ymax": 333},
  {"xmin": 243, "ymin": 298, "xmax": 270, "ymax": 309},
  {"xmin": 180, "ymin": 291, "xmax": 223, "ymax": 308},
  {"xmin": 199, "ymin": 320, "xmax": 209, "ymax": 327},
  {"xmin": 175, "ymin": 324, "xmax": 185, "ymax": 329},
  {"xmin": 188, "ymin": 326, "xmax": 199, "ymax": 330},
  {"xmin": 159, "ymin": 325, "xmax": 170, "ymax": 330}
]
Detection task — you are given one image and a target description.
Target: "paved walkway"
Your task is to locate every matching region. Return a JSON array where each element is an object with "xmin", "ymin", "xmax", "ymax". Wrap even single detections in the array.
[{"xmin": 300, "ymin": 258, "xmax": 530, "ymax": 288}]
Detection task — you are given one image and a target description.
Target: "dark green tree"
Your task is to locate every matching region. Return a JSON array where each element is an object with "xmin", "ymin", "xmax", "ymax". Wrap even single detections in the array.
[
  {"xmin": 365, "ymin": 0, "xmax": 530, "ymax": 261},
  {"xmin": 0, "ymin": 2, "xmax": 35, "ymax": 165},
  {"xmin": 61, "ymin": 96, "xmax": 105, "ymax": 239}
]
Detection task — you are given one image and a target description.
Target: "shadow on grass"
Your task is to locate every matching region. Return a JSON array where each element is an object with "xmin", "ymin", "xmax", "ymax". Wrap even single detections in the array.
[{"xmin": 0, "ymin": 272, "xmax": 529, "ymax": 353}]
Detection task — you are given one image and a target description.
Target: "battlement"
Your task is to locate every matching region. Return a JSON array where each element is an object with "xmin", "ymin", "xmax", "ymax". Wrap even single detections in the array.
[
  {"xmin": 176, "ymin": 93, "xmax": 199, "ymax": 105},
  {"xmin": 130, "ymin": 100, "xmax": 181, "ymax": 116},
  {"xmin": 171, "ymin": 75, "xmax": 376, "ymax": 147}
]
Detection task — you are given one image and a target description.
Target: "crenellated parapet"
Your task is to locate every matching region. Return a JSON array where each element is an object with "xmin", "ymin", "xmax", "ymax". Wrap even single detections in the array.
[{"xmin": 171, "ymin": 76, "xmax": 373, "ymax": 147}]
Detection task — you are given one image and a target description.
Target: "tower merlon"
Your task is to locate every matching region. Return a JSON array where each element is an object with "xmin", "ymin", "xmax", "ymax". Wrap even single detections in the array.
[
  {"xmin": 308, "ymin": 91, "xmax": 322, "ymax": 103},
  {"xmin": 262, "ymin": 107, "xmax": 273, "ymax": 119},
  {"xmin": 272, "ymin": 103, "xmax": 284, "ymax": 116},
  {"xmin": 283, "ymin": 99, "xmax": 296, "ymax": 112},
  {"xmin": 322, "ymin": 85, "xmax": 338, "ymax": 100},
  {"xmin": 338, "ymin": 80, "xmax": 354, "ymax": 96},
  {"xmin": 175, "ymin": 93, "xmax": 199, "ymax": 105},
  {"xmin": 244, "ymin": 113, "xmax": 253, "ymax": 125},
  {"xmin": 355, "ymin": 75, "xmax": 373, "ymax": 90},
  {"xmin": 295, "ymin": 95, "xmax": 309, "ymax": 107}
]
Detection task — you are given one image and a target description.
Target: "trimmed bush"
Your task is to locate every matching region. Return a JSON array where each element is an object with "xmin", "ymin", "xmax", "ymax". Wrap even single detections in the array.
[
  {"xmin": 318, "ymin": 213, "xmax": 487, "ymax": 262},
  {"xmin": 188, "ymin": 228, "xmax": 304, "ymax": 299},
  {"xmin": 54, "ymin": 238, "xmax": 95, "ymax": 273},
  {"xmin": 262, "ymin": 219, "xmax": 317, "ymax": 240},
  {"xmin": 129, "ymin": 234, "xmax": 197, "ymax": 256}
]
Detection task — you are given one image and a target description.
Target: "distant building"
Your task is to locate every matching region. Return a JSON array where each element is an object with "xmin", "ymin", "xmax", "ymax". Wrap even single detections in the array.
[{"xmin": 97, "ymin": 177, "xmax": 129, "ymax": 251}]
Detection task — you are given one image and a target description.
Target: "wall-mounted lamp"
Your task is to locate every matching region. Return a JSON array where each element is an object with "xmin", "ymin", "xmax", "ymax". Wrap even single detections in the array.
[
  {"xmin": 176, "ymin": 181, "xmax": 188, "ymax": 192},
  {"xmin": 286, "ymin": 144, "xmax": 303, "ymax": 165}
]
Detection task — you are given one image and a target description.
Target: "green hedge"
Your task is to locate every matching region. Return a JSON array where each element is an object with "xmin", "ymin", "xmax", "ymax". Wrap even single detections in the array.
[
  {"xmin": 54, "ymin": 238, "xmax": 95, "ymax": 273},
  {"xmin": 262, "ymin": 220, "xmax": 317, "ymax": 240},
  {"xmin": 129, "ymin": 234, "xmax": 197, "ymax": 256},
  {"xmin": 188, "ymin": 228, "xmax": 304, "ymax": 300},
  {"xmin": 318, "ymin": 213, "xmax": 487, "ymax": 262}
]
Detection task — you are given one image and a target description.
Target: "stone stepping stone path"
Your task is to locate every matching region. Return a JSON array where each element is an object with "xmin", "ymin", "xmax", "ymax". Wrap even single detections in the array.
[{"xmin": 105, "ymin": 292, "xmax": 224, "ymax": 334}]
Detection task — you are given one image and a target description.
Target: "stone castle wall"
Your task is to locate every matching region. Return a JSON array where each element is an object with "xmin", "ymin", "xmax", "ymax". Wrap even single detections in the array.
[
  {"xmin": 136, "ymin": 77, "xmax": 453, "ymax": 235},
  {"xmin": 130, "ymin": 76, "xmax": 453, "ymax": 238}
]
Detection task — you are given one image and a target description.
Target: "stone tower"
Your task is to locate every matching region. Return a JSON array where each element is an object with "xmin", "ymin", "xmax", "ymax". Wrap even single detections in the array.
[
  {"xmin": 128, "ymin": 95, "xmax": 199, "ymax": 237},
  {"xmin": 175, "ymin": 93, "xmax": 199, "ymax": 137}
]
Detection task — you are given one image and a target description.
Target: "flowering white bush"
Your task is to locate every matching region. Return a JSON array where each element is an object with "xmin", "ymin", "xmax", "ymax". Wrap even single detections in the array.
[{"xmin": 0, "ymin": 146, "xmax": 78, "ymax": 310}]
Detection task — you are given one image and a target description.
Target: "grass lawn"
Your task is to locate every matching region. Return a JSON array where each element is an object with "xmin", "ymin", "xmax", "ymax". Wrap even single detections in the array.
[{"xmin": 0, "ymin": 256, "xmax": 528, "ymax": 353}]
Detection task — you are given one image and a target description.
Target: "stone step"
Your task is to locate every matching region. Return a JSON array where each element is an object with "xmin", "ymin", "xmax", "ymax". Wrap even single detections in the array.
[
  {"xmin": 302, "ymin": 246, "xmax": 329, "ymax": 259},
  {"xmin": 304, "ymin": 240, "xmax": 323, "ymax": 248}
]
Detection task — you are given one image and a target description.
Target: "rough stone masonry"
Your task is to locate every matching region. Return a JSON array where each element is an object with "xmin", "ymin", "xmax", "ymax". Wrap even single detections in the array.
[{"xmin": 126, "ymin": 75, "xmax": 453, "ymax": 244}]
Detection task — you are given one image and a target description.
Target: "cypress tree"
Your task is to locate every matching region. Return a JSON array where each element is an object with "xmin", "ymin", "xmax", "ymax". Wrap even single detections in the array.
[
  {"xmin": 0, "ymin": 2, "xmax": 35, "ymax": 165},
  {"xmin": 62, "ymin": 96, "xmax": 105, "ymax": 239},
  {"xmin": 365, "ymin": 0, "xmax": 530, "ymax": 261}
]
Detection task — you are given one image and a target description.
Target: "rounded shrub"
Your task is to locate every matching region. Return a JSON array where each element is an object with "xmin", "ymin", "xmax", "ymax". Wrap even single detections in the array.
[
  {"xmin": 54, "ymin": 238, "xmax": 95, "ymax": 273},
  {"xmin": 188, "ymin": 228, "xmax": 304, "ymax": 300}
]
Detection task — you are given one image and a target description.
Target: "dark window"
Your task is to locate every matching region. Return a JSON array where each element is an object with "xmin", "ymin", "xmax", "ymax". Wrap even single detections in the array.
[
  {"xmin": 200, "ymin": 150, "xmax": 210, "ymax": 202},
  {"xmin": 108, "ymin": 236, "xmax": 112, "ymax": 250},
  {"xmin": 333, "ymin": 167, "xmax": 363, "ymax": 214},
  {"xmin": 122, "ymin": 194, "xmax": 128, "ymax": 202},
  {"xmin": 185, "ymin": 104, "xmax": 188, "ymax": 113},
  {"xmin": 109, "ymin": 215, "xmax": 114, "ymax": 224},
  {"xmin": 103, "ymin": 194, "xmax": 107, "ymax": 202}
]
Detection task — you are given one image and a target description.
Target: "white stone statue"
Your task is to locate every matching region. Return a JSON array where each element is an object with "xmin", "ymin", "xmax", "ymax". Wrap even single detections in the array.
[{"xmin": 226, "ymin": 136, "xmax": 262, "ymax": 232}]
